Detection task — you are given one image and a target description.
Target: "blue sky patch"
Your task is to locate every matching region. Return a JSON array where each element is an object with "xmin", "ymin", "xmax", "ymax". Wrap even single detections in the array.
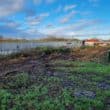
[{"xmin": 0, "ymin": 0, "xmax": 110, "ymax": 39}]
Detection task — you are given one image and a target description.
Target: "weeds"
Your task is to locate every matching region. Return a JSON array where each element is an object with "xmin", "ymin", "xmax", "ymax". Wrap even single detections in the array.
[
  {"xmin": 0, "ymin": 89, "xmax": 11, "ymax": 110},
  {"xmin": 1, "ymin": 49, "xmax": 110, "ymax": 109},
  {"xmin": 36, "ymin": 47, "xmax": 71, "ymax": 55},
  {"xmin": 7, "ymin": 72, "xmax": 30, "ymax": 89}
]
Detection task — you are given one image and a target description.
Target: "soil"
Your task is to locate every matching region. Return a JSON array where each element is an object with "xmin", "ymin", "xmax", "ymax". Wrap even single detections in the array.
[
  {"xmin": 0, "ymin": 47, "xmax": 110, "ymax": 109},
  {"xmin": 0, "ymin": 46, "xmax": 109, "ymax": 77}
]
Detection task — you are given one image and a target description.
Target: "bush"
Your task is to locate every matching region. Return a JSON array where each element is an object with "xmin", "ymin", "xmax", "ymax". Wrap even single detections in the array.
[
  {"xmin": 0, "ymin": 89, "xmax": 12, "ymax": 110},
  {"xmin": 8, "ymin": 73, "xmax": 30, "ymax": 88},
  {"xmin": 36, "ymin": 47, "xmax": 70, "ymax": 55}
]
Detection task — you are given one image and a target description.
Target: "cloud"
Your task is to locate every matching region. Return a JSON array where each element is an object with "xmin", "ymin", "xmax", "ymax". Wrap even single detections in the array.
[
  {"xmin": 24, "ymin": 8, "xmax": 37, "ymax": 17},
  {"xmin": 41, "ymin": 19, "xmax": 101, "ymax": 37},
  {"xmin": 59, "ymin": 11, "xmax": 77, "ymax": 24},
  {"xmin": 0, "ymin": 21, "xmax": 45, "ymax": 39},
  {"xmin": 6, "ymin": 22, "xmax": 21, "ymax": 28},
  {"xmin": 64, "ymin": 4, "xmax": 77, "ymax": 12},
  {"xmin": 26, "ymin": 12, "xmax": 50, "ymax": 26},
  {"xmin": 22, "ymin": 27, "xmax": 46, "ymax": 39},
  {"xmin": 27, "ymin": 16, "xmax": 41, "ymax": 26},
  {"xmin": 33, "ymin": 0, "xmax": 42, "ymax": 5},
  {"xmin": 0, "ymin": 0, "xmax": 24, "ymax": 17},
  {"xmin": 40, "ymin": 13, "xmax": 50, "ymax": 17},
  {"xmin": 89, "ymin": 0, "xmax": 100, "ymax": 6},
  {"xmin": 46, "ymin": 24, "xmax": 54, "ymax": 28},
  {"xmin": 0, "ymin": 18, "xmax": 28, "ymax": 38},
  {"xmin": 0, "ymin": 24, "xmax": 25, "ymax": 38},
  {"xmin": 0, "ymin": 18, "xmax": 21, "ymax": 28},
  {"xmin": 25, "ymin": 28, "xmax": 38, "ymax": 34},
  {"xmin": 33, "ymin": 0, "xmax": 55, "ymax": 5},
  {"xmin": 0, "ymin": 11, "xmax": 50, "ymax": 38}
]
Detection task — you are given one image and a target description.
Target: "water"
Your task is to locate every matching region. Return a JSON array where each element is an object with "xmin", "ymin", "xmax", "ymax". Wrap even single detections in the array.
[{"xmin": 0, "ymin": 41, "xmax": 82, "ymax": 55}]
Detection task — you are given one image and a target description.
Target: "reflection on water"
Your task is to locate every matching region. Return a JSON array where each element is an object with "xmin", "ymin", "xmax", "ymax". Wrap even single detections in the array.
[{"xmin": 0, "ymin": 41, "xmax": 82, "ymax": 55}]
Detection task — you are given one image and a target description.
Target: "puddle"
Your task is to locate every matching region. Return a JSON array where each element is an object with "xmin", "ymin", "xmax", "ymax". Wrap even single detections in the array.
[
  {"xmin": 98, "ymin": 82, "xmax": 110, "ymax": 90},
  {"xmin": 74, "ymin": 90, "xmax": 96, "ymax": 99}
]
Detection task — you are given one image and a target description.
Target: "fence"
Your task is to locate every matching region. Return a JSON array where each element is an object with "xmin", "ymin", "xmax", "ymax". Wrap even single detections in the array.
[
  {"xmin": 0, "ymin": 41, "xmax": 82, "ymax": 55},
  {"xmin": 96, "ymin": 50, "xmax": 110, "ymax": 64},
  {"xmin": 0, "ymin": 49, "xmax": 20, "ymax": 55}
]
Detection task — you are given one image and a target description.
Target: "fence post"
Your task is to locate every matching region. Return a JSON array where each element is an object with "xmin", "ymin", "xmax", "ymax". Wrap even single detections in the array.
[{"xmin": 108, "ymin": 50, "xmax": 110, "ymax": 62}]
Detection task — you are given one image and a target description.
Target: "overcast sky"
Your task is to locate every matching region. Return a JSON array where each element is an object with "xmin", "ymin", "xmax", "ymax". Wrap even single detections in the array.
[{"xmin": 0, "ymin": 0, "xmax": 110, "ymax": 39}]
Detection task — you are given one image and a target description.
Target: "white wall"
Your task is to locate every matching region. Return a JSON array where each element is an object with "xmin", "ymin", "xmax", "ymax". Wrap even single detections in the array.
[{"xmin": 85, "ymin": 42, "xmax": 95, "ymax": 46}]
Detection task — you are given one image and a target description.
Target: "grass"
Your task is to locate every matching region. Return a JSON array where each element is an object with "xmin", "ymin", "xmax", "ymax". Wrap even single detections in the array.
[
  {"xmin": 52, "ymin": 60, "xmax": 110, "ymax": 75},
  {"xmin": 35, "ymin": 47, "xmax": 71, "ymax": 55},
  {"xmin": 7, "ymin": 72, "xmax": 30, "ymax": 88}
]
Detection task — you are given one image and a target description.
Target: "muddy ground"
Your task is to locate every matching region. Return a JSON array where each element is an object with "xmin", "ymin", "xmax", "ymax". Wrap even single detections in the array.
[
  {"xmin": 0, "ymin": 52, "xmax": 72, "ymax": 77},
  {"xmin": 0, "ymin": 46, "xmax": 109, "ymax": 77},
  {"xmin": 0, "ymin": 47, "xmax": 110, "ymax": 110}
]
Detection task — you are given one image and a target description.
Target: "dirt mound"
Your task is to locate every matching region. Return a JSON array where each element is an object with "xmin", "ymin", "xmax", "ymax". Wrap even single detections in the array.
[{"xmin": 72, "ymin": 46, "xmax": 110, "ymax": 62}]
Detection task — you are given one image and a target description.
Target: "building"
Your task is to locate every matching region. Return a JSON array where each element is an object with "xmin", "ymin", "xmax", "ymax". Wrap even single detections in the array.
[
  {"xmin": 84, "ymin": 39, "xmax": 100, "ymax": 46},
  {"xmin": 97, "ymin": 42, "xmax": 108, "ymax": 47},
  {"xmin": 83, "ymin": 38, "xmax": 109, "ymax": 47}
]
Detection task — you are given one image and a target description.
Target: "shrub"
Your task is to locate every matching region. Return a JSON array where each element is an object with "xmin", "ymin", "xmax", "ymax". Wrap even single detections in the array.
[
  {"xmin": 0, "ymin": 89, "xmax": 12, "ymax": 110},
  {"xmin": 8, "ymin": 72, "xmax": 30, "ymax": 88}
]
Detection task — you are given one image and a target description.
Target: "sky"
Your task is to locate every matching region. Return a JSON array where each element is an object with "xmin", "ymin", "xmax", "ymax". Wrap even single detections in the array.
[{"xmin": 0, "ymin": 0, "xmax": 110, "ymax": 40}]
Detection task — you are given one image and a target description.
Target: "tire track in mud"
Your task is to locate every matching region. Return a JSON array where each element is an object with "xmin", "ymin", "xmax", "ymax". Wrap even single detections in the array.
[{"xmin": 0, "ymin": 56, "xmax": 46, "ymax": 77}]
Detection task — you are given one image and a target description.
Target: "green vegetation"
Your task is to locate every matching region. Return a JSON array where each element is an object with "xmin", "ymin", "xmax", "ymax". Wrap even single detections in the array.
[
  {"xmin": 1, "ymin": 47, "xmax": 110, "ymax": 110},
  {"xmin": 52, "ymin": 60, "xmax": 110, "ymax": 74},
  {"xmin": 36, "ymin": 47, "xmax": 71, "ymax": 55},
  {"xmin": 0, "ymin": 60, "xmax": 110, "ymax": 110},
  {"xmin": 0, "ymin": 47, "xmax": 71, "ymax": 60},
  {"xmin": 7, "ymin": 73, "xmax": 30, "ymax": 88}
]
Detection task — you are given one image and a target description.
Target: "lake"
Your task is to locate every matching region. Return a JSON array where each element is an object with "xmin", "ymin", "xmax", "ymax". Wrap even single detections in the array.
[{"xmin": 0, "ymin": 41, "xmax": 82, "ymax": 55}]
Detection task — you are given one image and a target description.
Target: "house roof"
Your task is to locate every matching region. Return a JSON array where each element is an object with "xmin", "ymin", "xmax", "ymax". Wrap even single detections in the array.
[{"xmin": 85, "ymin": 39, "xmax": 100, "ymax": 42}]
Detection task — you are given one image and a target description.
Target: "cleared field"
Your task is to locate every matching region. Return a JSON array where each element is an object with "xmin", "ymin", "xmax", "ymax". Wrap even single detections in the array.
[{"xmin": 0, "ymin": 47, "xmax": 110, "ymax": 110}]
